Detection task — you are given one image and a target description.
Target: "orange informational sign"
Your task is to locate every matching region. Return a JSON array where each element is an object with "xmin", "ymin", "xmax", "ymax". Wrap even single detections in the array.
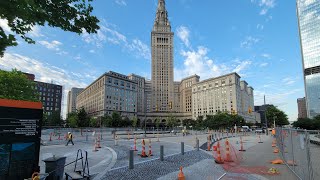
[{"xmin": 272, "ymin": 129, "xmax": 276, "ymax": 135}]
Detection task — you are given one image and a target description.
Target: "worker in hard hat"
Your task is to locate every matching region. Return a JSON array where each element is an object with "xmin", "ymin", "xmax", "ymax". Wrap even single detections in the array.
[{"xmin": 66, "ymin": 132, "xmax": 74, "ymax": 146}]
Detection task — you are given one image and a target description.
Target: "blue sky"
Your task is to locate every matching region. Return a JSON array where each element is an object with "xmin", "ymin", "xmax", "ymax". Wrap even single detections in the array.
[{"xmin": 0, "ymin": 0, "xmax": 304, "ymax": 121}]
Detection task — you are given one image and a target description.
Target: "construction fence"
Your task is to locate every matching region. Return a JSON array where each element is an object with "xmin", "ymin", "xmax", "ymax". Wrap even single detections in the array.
[{"xmin": 275, "ymin": 127, "xmax": 320, "ymax": 180}]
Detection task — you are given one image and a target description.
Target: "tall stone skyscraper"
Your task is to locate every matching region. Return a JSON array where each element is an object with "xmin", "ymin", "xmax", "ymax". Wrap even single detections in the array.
[{"xmin": 151, "ymin": 0, "xmax": 174, "ymax": 112}]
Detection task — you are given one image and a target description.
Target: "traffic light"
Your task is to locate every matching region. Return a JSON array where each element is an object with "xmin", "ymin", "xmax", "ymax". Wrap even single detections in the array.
[{"xmin": 169, "ymin": 101, "xmax": 172, "ymax": 110}]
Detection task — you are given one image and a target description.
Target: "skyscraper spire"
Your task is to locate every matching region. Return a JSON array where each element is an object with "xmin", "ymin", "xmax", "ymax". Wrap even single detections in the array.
[{"xmin": 154, "ymin": 0, "xmax": 170, "ymax": 27}]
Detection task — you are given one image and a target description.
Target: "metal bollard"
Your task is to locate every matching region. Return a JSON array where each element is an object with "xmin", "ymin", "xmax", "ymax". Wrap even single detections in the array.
[
  {"xmin": 196, "ymin": 138, "xmax": 199, "ymax": 151},
  {"xmin": 160, "ymin": 145, "xmax": 164, "ymax": 161},
  {"xmin": 129, "ymin": 150, "xmax": 134, "ymax": 169},
  {"xmin": 181, "ymin": 142, "xmax": 184, "ymax": 155}
]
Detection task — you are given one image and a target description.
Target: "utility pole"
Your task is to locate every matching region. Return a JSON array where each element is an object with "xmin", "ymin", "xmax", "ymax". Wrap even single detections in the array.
[{"xmin": 264, "ymin": 95, "xmax": 268, "ymax": 135}]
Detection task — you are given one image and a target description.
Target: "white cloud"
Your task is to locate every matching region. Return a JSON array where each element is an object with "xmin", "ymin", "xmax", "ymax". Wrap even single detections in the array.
[
  {"xmin": 115, "ymin": 0, "xmax": 127, "ymax": 6},
  {"xmin": 39, "ymin": 40, "xmax": 62, "ymax": 51},
  {"xmin": 0, "ymin": 19, "xmax": 12, "ymax": 33},
  {"xmin": 257, "ymin": 24, "xmax": 264, "ymax": 30},
  {"xmin": 1, "ymin": 19, "xmax": 43, "ymax": 38},
  {"xmin": 261, "ymin": 53, "xmax": 271, "ymax": 58},
  {"xmin": 175, "ymin": 46, "xmax": 252, "ymax": 81},
  {"xmin": 176, "ymin": 26, "xmax": 190, "ymax": 48},
  {"xmin": 240, "ymin": 36, "xmax": 260, "ymax": 48},
  {"xmin": 260, "ymin": 62, "xmax": 268, "ymax": 67},
  {"xmin": 259, "ymin": 0, "xmax": 275, "ymax": 8},
  {"xmin": 251, "ymin": 0, "xmax": 276, "ymax": 16},
  {"xmin": 282, "ymin": 77, "xmax": 296, "ymax": 85},
  {"xmin": 28, "ymin": 26, "xmax": 43, "ymax": 37},
  {"xmin": 82, "ymin": 23, "xmax": 150, "ymax": 60},
  {"xmin": 127, "ymin": 39, "xmax": 150, "ymax": 60},
  {"xmin": 0, "ymin": 53, "xmax": 95, "ymax": 118},
  {"xmin": 89, "ymin": 49, "xmax": 95, "ymax": 53}
]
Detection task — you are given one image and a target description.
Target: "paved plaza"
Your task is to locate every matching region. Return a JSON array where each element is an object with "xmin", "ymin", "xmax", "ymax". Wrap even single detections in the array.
[{"xmin": 39, "ymin": 130, "xmax": 319, "ymax": 179}]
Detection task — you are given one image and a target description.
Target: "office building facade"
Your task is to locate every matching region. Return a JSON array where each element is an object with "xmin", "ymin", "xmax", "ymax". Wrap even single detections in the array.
[
  {"xmin": 297, "ymin": 97, "xmax": 307, "ymax": 118},
  {"xmin": 67, "ymin": 88, "xmax": 83, "ymax": 114},
  {"xmin": 192, "ymin": 73, "xmax": 255, "ymax": 122},
  {"xmin": 76, "ymin": 71, "xmax": 138, "ymax": 118},
  {"xmin": 35, "ymin": 81, "xmax": 62, "ymax": 116},
  {"xmin": 297, "ymin": 0, "xmax": 320, "ymax": 118}
]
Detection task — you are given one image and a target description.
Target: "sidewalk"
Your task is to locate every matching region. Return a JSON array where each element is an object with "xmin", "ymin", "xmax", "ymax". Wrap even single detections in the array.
[{"xmin": 213, "ymin": 134, "xmax": 298, "ymax": 180}]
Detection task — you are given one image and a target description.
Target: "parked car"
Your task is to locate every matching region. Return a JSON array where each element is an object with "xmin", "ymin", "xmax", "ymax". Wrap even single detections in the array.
[{"xmin": 255, "ymin": 128, "xmax": 265, "ymax": 133}]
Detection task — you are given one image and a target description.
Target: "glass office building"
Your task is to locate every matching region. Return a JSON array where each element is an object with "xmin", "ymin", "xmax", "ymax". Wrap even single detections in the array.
[{"xmin": 297, "ymin": 0, "xmax": 320, "ymax": 118}]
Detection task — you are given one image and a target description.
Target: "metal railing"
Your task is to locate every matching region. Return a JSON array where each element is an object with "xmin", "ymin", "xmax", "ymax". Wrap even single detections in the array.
[{"xmin": 275, "ymin": 127, "xmax": 320, "ymax": 180}]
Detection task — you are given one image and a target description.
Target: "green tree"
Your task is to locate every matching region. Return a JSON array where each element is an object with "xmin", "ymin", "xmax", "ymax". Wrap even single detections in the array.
[
  {"xmin": 231, "ymin": 114, "xmax": 246, "ymax": 126},
  {"xmin": 266, "ymin": 105, "xmax": 289, "ymax": 127},
  {"xmin": 132, "ymin": 116, "xmax": 138, "ymax": 130},
  {"xmin": 155, "ymin": 118, "xmax": 161, "ymax": 129},
  {"xmin": 47, "ymin": 111, "xmax": 62, "ymax": 126},
  {"xmin": 195, "ymin": 116, "xmax": 204, "ymax": 130},
  {"xmin": 313, "ymin": 115, "xmax": 320, "ymax": 130},
  {"xmin": 292, "ymin": 118, "xmax": 313, "ymax": 130},
  {"xmin": 0, "ymin": 0, "xmax": 100, "ymax": 57},
  {"xmin": 0, "ymin": 69, "xmax": 38, "ymax": 101},
  {"xmin": 89, "ymin": 117, "xmax": 99, "ymax": 127},
  {"xmin": 77, "ymin": 107, "xmax": 89, "ymax": 127},
  {"xmin": 102, "ymin": 115, "xmax": 112, "ymax": 127},
  {"xmin": 111, "ymin": 111, "xmax": 121, "ymax": 127},
  {"xmin": 166, "ymin": 114, "xmax": 178, "ymax": 130},
  {"xmin": 121, "ymin": 116, "xmax": 131, "ymax": 127},
  {"xmin": 42, "ymin": 112, "xmax": 48, "ymax": 126},
  {"xmin": 66, "ymin": 112, "xmax": 78, "ymax": 128},
  {"xmin": 183, "ymin": 119, "xmax": 196, "ymax": 129}
]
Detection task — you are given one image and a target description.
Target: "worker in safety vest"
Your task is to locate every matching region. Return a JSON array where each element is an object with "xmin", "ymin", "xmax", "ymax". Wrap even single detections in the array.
[{"xmin": 66, "ymin": 132, "xmax": 74, "ymax": 146}]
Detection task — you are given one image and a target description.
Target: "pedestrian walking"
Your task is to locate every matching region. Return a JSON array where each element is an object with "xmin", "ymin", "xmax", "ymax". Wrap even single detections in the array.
[{"xmin": 66, "ymin": 132, "xmax": 74, "ymax": 146}]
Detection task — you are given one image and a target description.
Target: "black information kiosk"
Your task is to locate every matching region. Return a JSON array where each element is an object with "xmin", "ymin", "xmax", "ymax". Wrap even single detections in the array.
[{"xmin": 0, "ymin": 99, "xmax": 42, "ymax": 180}]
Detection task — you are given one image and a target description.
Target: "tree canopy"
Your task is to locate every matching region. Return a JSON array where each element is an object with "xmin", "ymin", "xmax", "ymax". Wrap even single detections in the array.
[
  {"xmin": 166, "ymin": 114, "xmax": 178, "ymax": 129},
  {"xmin": 0, "ymin": 0, "xmax": 100, "ymax": 56},
  {"xmin": 265, "ymin": 105, "xmax": 289, "ymax": 127},
  {"xmin": 0, "ymin": 69, "xmax": 38, "ymax": 101},
  {"xmin": 292, "ymin": 115, "xmax": 320, "ymax": 130},
  {"xmin": 203, "ymin": 112, "xmax": 246, "ymax": 130}
]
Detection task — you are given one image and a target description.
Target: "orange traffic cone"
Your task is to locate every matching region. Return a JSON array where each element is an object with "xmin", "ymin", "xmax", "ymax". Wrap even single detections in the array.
[
  {"xmin": 225, "ymin": 139, "xmax": 233, "ymax": 162},
  {"xmin": 215, "ymin": 141, "xmax": 224, "ymax": 164},
  {"xmin": 239, "ymin": 136, "xmax": 246, "ymax": 151},
  {"xmin": 140, "ymin": 139, "xmax": 148, "ymax": 157},
  {"xmin": 178, "ymin": 166, "xmax": 185, "ymax": 180},
  {"xmin": 133, "ymin": 135, "xmax": 138, "ymax": 151},
  {"xmin": 148, "ymin": 139, "xmax": 153, "ymax": 156},
  {"xmin": 206, "ymin": 139, "xmax": 210, "ymax": 151},
  {"xmin": 57, "ymin": 134, "xmax": 62, "ymax": 140},
  {"xmin": 93, "ymin": 139, "xmax": 98, "ymax": 152},
  {"xmin": 97, "ymin": 137, "xmax": 101, "ymax": 148}
]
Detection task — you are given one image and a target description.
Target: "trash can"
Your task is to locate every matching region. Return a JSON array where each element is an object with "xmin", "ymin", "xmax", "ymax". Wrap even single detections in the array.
[{"xmin": 43, "ymin": 156, "xmax": 66, "ymax": 180}]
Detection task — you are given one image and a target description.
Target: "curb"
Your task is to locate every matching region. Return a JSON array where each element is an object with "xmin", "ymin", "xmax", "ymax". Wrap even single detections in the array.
[{"xmin": 92, "ymin": 147, "xmax": 118, "ymax": 180}]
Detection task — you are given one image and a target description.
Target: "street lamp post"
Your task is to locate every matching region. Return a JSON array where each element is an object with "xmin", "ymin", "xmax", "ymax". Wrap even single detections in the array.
[{"xmin": 264, "ymin": 95, "xmax": 269, "ymax": 135}]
